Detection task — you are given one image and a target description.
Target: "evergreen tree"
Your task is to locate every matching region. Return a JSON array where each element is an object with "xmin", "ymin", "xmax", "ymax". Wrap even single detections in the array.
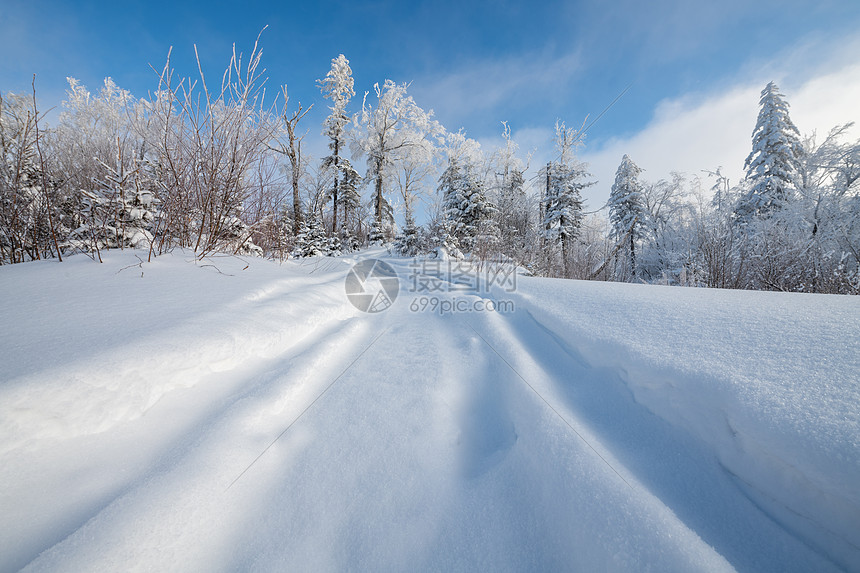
[
  {"xmin": 440, "ymin": 158, "xmax": 495, "ymax": 253},
  {"xmin": 392, "ymin": 221, "xmax": 421, "ymax": 256},
  {"xmin": 291, "ymin": 214, "xmax": 328, "ymax": 258},
  {"xmin": 542, "ymin": 162, "xmax": 589, "ymax": 270},
  {"xmin": 541, "ymin": 122, "xmax": 592, "ymax": 274},
  {"xmin": 738, "ymin": 81, "xmax": 802, "ymax": 223},
  {"xmin": 335, "ymin": 160, "xmax": 362, "ymax": 247},
  {"xmin": 609, "ymin": 154, "xmax": 647, "ymax": 278}
]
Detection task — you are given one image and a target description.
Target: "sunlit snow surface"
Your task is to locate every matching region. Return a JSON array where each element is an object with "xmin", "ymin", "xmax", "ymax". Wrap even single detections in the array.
[{"xmin": 0, "ymin": 250, "xmax": 857, "ymax": 572}]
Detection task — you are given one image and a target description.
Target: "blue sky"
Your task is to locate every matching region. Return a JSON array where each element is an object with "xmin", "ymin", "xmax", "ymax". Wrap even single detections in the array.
[{"xmin": 2, "ymin": 0, "xmax": 860, "ymax": 208}]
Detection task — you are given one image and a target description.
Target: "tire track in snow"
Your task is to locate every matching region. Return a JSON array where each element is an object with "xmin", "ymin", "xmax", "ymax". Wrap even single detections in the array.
[{"xmin": 10, "ymin": 300, "xmax": 365, "ymax": 572}]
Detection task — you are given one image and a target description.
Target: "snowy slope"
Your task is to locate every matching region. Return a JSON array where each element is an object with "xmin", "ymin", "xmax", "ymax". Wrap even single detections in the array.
[{"xmin": 0, "ymin": 250, "xmax": 857, "ymax": 572}]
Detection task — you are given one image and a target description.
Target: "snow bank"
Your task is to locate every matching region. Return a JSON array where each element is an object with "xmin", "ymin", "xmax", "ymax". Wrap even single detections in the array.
[{"xmin": 505, "ymin": 277, "xmax": 860, "ymax": 569}]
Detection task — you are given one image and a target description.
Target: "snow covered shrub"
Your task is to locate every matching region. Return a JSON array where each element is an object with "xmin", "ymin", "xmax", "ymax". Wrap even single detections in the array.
[
  {"xmin": 392, "ymin": 221, "xmax": 422, "ymax": 256},
  {"xmin": 0, "ymin": 90, "xmax": 65, "ymax": 264},
  {"xmin": 291, "ymin": 215, "xmax": 340, "ymax": 258}
]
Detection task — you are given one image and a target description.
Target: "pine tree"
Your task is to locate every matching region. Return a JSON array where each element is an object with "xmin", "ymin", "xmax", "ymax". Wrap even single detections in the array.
[
  {"xmin": 393, "ymin": 221, "xmax": 421, "ymax": 256},
  {"xmin": 541, "ymin": 122, "xmax": 592, "ymax": 274},
  {"xmin": 335, "ymin": 159, "xmax": 361, "ymax": 247},
  {"xmin": 542, "ymin": 162, "xmax": 588, "ymax": 270},
  {"xmin": 291, "ymin": 214, "xmax": 328, "ymax": 258},
  {"xmin": 738, "ymin": 81, "xmax": 802, "ymax": 223},
  {"xmin": 609, "ymin": 154, "xmax": 647, "ymax": 278},
  {"xmin": 440, "ymin": 158, "xmax": 495, "ymax": 253}
]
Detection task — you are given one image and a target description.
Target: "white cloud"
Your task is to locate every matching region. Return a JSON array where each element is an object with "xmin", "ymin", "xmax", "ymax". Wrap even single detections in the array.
[
  {"xmin": 408, "ymin": 50, "xmax": 582, "ymax": 133},
  {"xmin": 578, "ymin": 36, "xmax": 860, "ymax": 208},
  {"xmin": 579, "ymin": 85, "xmax": 758, "ymax": 206}
]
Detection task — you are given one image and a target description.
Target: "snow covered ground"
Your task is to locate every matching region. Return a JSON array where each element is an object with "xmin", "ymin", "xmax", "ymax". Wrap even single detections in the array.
[{"xmin": 0, "ymin": 249, "xmax": 857, "ymax": 572}]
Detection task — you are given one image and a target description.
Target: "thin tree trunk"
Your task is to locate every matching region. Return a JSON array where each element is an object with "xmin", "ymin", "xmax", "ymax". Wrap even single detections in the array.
[
  {"xmin": 292, "ymin": 140, "xmax": 302, "ymax": 235},
  {"xmin": 32, "ymin": 77, "xmax": 62, "ymax": 261},
  {"xmin": 375, "ymin": 156, "xmax": 384, "ymax": 228},
  {"xmin": 331, "ymin": 137, "xmax": 339, "ymax": 234},
  {"xmin": 630, "ymin": 232, "xmax": 636, "ymax": 279}
]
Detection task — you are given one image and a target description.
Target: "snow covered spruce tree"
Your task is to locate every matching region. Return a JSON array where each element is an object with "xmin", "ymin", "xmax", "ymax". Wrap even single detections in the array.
[
  {"xmin": 353, "ymin": 80, "xmax": 440, "ymax": 243},
  {"xmin": 439, "ymin": 134, "xmax": 496, "ymax": 256},
  {"xmin": 75, "ymin": 138, "xmax": 157, "ymax": 258},
  {"xmin": 609, "ymin": 154, "xmax": 647, "ymax": 280},
  {"xmin": 736, "ymin": 81, "xmax": 802, "ymax": 224},
  {"xmin": 291, "ymin": 213, "xmax": 329, "ymax": 257},
  {"xmin": 540, "ymin": 121, "xmax": 592, "ymax": 277},
  {"xmin": 318, "ymin": 54, "xmax": 360, "ymax": 240}
]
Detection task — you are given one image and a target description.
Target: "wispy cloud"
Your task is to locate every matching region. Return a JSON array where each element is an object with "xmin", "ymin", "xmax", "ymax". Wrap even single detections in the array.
[{"xmin": 407, "ymin": 49, "xmax": 583, "ymax": 135}]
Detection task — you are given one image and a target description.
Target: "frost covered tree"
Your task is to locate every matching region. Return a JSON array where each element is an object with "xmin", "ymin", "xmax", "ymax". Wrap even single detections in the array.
[
  {"xmin": 53, "ymin": 78, "xmax": 146, "ymax": 258},
  {"xmin": 0, "ymin": 90, "xmax": 64, "ymax": 264},
  {"xmin": 318, "ymin": 54, "xmax": 356, "ymax": 236},
  {"xmin": 54, "ymin": 77, "xmax": 142, "ymax": 198},
  {"xmin": 391, "ymin": 123, "xmax": 440, "ymax": 256},
  {"xmin": 609, "ymin": 154, "xmax": 647, "ymax": 279},
  {"xmin": 636, "ymin": 173, "xmax": 698, "ymax": 283},
  {"xmin": 1, "ymin": 92, "xmax": 41, "ymax": 263},
  {"xmin": 69, "ymin": 138, "xmax": 156, "ymax": 258},
  {"xmin": 291, "ymin": 213, "xmax": 328, "ymax": 258},
  {"xmin": 334, "ymin": 161, "xmax": 362, "ymax": 247},
  {"xmin": 270, "ymin": 85, "xmax": 312, "ymax": 238},
  {"xmin": 352, "ymin": 80, "xmax": 441, "ymax": 242},
  {"xmin": 439, "ymin": 147, "xmax": 495, "ymax": 255},
  {"xmin": 737, "ymin": 82, "xmax": 802, "ymax": 223},
  {"xmin": 491, "ymin": 122, "xmax": 530, "ymax": 262},
  {"xmin": 139, "ymin": 36, "xmax": 281, "ymax": 258},
  {"xmin": 541, "ymin": 121, "xmax": 592, "ymax": 276}
]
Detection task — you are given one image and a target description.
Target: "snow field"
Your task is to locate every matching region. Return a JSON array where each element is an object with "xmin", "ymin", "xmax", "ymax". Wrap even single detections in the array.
[{"xmin": 1, "ymin": 249, "xmax": 857, "ymax": 571}]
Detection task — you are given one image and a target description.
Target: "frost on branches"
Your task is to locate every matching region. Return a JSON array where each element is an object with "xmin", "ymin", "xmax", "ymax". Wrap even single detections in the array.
[
  {"xmin": 0, "ymin": 92, "xmax": 64, "ymax": 264},
  {"xmin": 737, "ymin": 81, "xmax": 802, "ymax": 223},
  {"xmin": 609, "ymin": 154, "xmax": 647, "ymax": 279},
  {"xmin": 319, "ymin": 55, "xmax": 359, "ymax": 239},
  {"xmin": 440, "ymin": 158, "xmax": 495, "ymax": 254},
  {"xmin": 292, "ymin": 214, "xmax": 339, "ymax": 258},
  {"xmin": 492, "ymin": 122, "xmax": 530, "ymax": 263},
  {"xmin": 352, "ymin": 80, "xmax": 441, "ymax": 243},
  {"xmin": 540, "ymin": 121, "xmax": 592, "ymax": 275}
]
